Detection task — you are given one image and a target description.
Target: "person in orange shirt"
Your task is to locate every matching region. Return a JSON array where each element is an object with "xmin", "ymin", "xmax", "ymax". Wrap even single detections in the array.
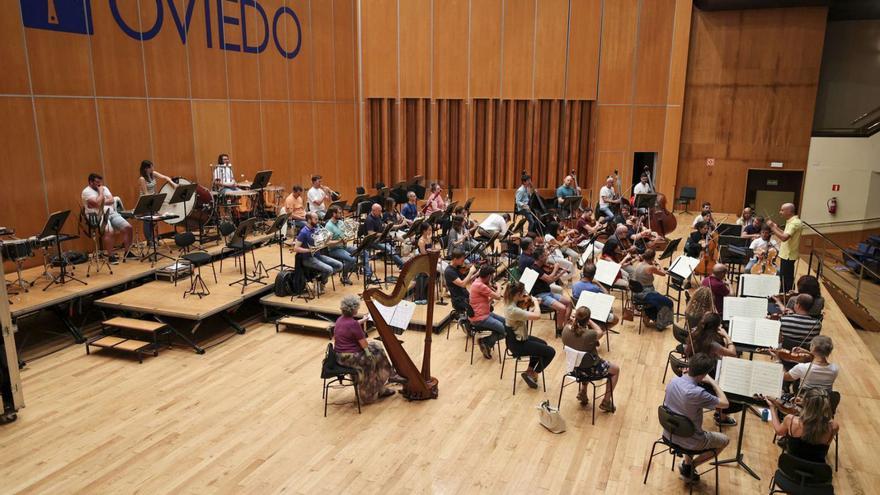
[{"xmin": 284, "ymin": 185, "xmax": 307, "ymax": 230}]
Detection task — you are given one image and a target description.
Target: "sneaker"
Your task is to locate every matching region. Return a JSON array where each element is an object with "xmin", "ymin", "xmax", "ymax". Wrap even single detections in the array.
[
  {"xmin": 108, "ymin": 255, "xmax": 120, "ymax": 265},
  {"xmin": 714, "ymin": 413, "xmax": 737, "ymax": 427},
  {"xmin": 341, "ymin": 277, "xmax": 353, "ymax": 286},
  {"xmin": 414, "ymin": 299, "xmax": 428, "ymax": 305},
  {"xmin": 678, "ymin": 462, "xmax": 700, "ymax": 483},
  {"xmin": 478, "ymin": 339, "xmax": 493, "ymax": 360},
  {"xmin": 366, "ymin": 276, "xmax": 382, "ymax": 285},
  {"xmin": 521, "ymin": 372, "xmax": 538, "ymax": 389}
]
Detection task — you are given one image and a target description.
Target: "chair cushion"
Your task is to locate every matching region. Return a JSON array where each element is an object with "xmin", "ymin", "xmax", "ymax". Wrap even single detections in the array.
[{"xmin": 182, "ymin": 252, "xmax": 211, "ymax": 266}]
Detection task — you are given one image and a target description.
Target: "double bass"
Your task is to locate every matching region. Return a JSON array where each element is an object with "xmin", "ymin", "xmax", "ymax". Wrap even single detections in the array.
[{"xmin": 649, "ymin": 193, "xmax": 677, "ymax": 238}]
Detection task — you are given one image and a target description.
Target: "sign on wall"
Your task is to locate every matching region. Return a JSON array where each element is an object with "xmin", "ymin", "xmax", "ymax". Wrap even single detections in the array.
[{"xmin": 20, "ymin": 0, "xmax": 302, "ymax": 59}]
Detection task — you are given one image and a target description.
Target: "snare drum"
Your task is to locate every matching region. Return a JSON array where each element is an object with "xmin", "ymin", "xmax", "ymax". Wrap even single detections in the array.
[{"xmin": 1, "ymin": 239, "xmax": 34, "ymax": 262}]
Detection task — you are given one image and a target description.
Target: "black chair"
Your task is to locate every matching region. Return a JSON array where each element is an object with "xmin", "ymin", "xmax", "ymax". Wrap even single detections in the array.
[
  {"xmin": 627, "ymin": 280, "xmax": 648, "ymax": 334},
  {"xmin": 293, "ymin": 253, "xmax": 325, "ymax": 301},
  {"xmin": 644, "ymin": 405, "xmax": 719, "ymax": 494},
  {"xmin": 769, "ymin": 452, "xmax": 833, "ymax": 494},
  {"xmin": 676, "ymin": 187, "xmax": 697, "ymax": 214},
  {"xmin": 321, "ymin": 343, "xmax": 361, "ymax": 417},
  {"xmin": 174, "ymin": 232, "xmax": 217, "ymax": 298},
  {"xmin": 500, "ymin": 326, "xmax": 546, "ymax": 395},
  {"xmin": 218, "ymin": 221, "xmax": 257, "ymax": 274},
  {"xmin": 461, "ymin": 312, "xmax": 503, "ymax": 366},
  {"xmin": 557, "ymin": 346, "xmax": 613, "ymax": 425},
  {"xmin": 665, "ymin": 273, "xmax": 687, "ymax": 317},
  {"xmin": 663, "ymin": 323, "xmax": 690, "ymax": 383}
]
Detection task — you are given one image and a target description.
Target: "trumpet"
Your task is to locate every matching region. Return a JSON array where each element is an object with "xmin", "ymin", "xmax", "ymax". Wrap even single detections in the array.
[{"xmin": 323, "ymin": 185, "xmax": 341, "ymax": 201}]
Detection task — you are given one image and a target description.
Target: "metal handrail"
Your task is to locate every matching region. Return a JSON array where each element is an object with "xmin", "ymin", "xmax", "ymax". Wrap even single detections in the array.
[
  {"xmin": 802, "ymin": 220, "xmax": 878, "ymax": 306},
  {"xmin": 849, "ymin": 105, "xmax": 880, "ymax": 126}
]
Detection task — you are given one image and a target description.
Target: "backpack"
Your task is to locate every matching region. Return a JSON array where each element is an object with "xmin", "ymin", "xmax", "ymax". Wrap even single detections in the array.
[{"xmin": 274, "ymin": 270, "xmax": 295, "ymax": 296}]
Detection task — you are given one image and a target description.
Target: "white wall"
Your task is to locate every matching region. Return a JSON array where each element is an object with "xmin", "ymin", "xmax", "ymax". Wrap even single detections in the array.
[{"xmin": 801, "ymin": 133, "xmax": 880, "ymax": 233}]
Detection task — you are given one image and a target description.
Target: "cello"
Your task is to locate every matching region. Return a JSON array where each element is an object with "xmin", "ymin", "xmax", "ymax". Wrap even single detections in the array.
[{"xmin": 693, "ymin": 228, "xmax": 719, "ymax": 276}]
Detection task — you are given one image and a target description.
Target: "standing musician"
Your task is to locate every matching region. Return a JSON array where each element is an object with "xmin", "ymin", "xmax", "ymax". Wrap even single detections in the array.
[
  {"xmin": 307, "ymin": 175, "xmax": 334, "ymax": 219},
  {"xmin": 633, "ymin": 173, "xmax": 653, "ymax": 195},
  {"xmin": 598, "ymin": 176, "xmax": 619, "ymax": 220},
  {"xmin": 468, "ymin": 265, "xmax": 506, "ymax": 359},
  {"xmin": 284, "ymin": 185, "xmax": 308, "ymax": 230},
  {"xmin": 323, "ymin": 206, "xmax": 357, "ymax": 286},
  {"xmin": 527, "ymin": 247, "xmax": 573, "ymax": 336},
  {"xmin": 444, "ymin": 249, "xmax": 479, "ymax": 314},
  {"xmin": 213, "ymin": 153, "xmax": 238, "ymax": 193},
  {"xmin": 691, "ymin": 202, "xmax": 715, "ymax": 228},
  {"xmin": 766, "ymin": 203, "xmax": 804, "ymax": 293},
  {"xmin": 743, "ymin": 225, "xmax": 778, "ymax": 272},
  {"xmin": 515, "ymin": 173, "xmax": 538, "ymax": 231},
  {"xmin": 137, "ymin": 160, "xmax": 176, "ymax": 245},
  {"xmin": 81, "ymin": 172, "xmax": 133, "ymax": 262},
  {"xmin": 422, "ymin": 182, "xmax": 446, "ymax": 215},
  {"xmin": 401, "ymin": 191, "xmax": 419, "ymax": 224},
  {"xmin": 292, "ymin": 212, "xmax": 343, "ymax": 287}
]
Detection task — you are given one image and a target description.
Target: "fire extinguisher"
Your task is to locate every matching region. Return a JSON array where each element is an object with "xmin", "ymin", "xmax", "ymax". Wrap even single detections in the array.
[{"xmin": 827, "ymin": 197, "xmax": 837, "ymax": 214}]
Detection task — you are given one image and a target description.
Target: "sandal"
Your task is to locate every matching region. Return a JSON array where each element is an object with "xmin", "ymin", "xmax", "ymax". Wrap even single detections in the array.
[
  {"xmin": 576, "ymin": 390, "xmax": 589, "ymax": 405},
  {"xmin": 599, "ymin": 401, "xmax": 616, "ymax": 413}
]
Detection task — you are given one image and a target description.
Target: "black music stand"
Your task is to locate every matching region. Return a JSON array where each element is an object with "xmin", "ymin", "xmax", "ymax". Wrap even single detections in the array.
[
  {"xmin": 560, "ymin": 196, "xmax": 583, "ymax": 223},
  {"xmin": 376, "ymin": 223, "xmax": 396, "ymax": 284},
  {"xmin": 40, "ymin": 210, "xmax": 85, "ymax": 291},
  {"xmin": 407, "ymin": 175, "xmax": 426, "ymax": 200},
  {"xmin": 351, "ymin": 194, "xmax": 370, "ymax": 217},
  {"xmin": 266, "ymin": 214, "xmax": 292, "ymax": 273},
  {"xmin": 658, "ymin": 238, "xmax": 681, "ymax": 266},
  {"xmin": 228, "ymin": 217, "xmax": 267, "ymax": 293},
  {"xmin": 249, "ymin": 170, "xmax": 273, "ymax": 221},
  {"xmin": 168, "ymin": 183, "xmax": 197, "ymax": 233},
  {"xmin": 330, "ymin": 199, "xmax": 347, "ymax": 213},
  {"xmin": 462, "ymin": 197, "xmax": 475, "ymax": 212},
  {"xmin": 716, "ymin": 223, "xmax": 741, "ymax": 236},
  {"xmin": 713, "ymin": 394, "xmax": 763, "ymax": 480},
  {"xmin": 352, "ymin": 232, "xmax": 380, "ymax": 291},
  {"xmin": 390, "ymin": 181, "xmax": 408, "ymax": 204},
  {"xmin": 134, "ymin": 193, "xmax": 173, "ymax": 265}
]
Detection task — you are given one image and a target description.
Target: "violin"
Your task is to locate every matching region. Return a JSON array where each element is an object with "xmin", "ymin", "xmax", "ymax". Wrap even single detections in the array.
[
  {"xmin": 757, "ymin": 394, "xmax": 801, "ymax": 416},
  {"xmin": 756, "ymin": 346, "xmax": 813, "ymax": 364}
]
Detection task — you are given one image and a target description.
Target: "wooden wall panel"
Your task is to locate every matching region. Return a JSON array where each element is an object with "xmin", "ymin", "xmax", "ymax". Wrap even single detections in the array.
[
  {"xmin": 187, "ymin": 0, "xmax": 228, "ymax": 99},
  {"xmin": 361, "ymin": 0, "xmax": 399, "ymax": 98},
  {"xmin": 290, "ymin": 102, "xmax": 316, "ymax": 186},
  {"xmin": 141, "ymin": 0, "xmax": 190, "ymax": 99},
  {"xmin": 97, "ymin": 99, "xmax": 152, "ymax": 205},
  {"xmin": 333, "ymin": 0, "xmax": 357, "ymax": 101},
  {"xmin": 230, "ymin": 102, "xmax": 264, "ymax": 180},
  {"xmin": 565, "ymin": 0, "xmax": 601, "ymax": 100},
  {"xmin": 597, "ymin": 0, "xmax": 638, "ymax": 104},
  {"xmin": 631, "ymin": 106, "xmax": 666, "ymax": 152},
  {"xmin": 148, "ymin": 100, "xmax": 197, "ymax": 181},
  {"xmin": 469, "ymin": 0, "xmax": 503, "ymax": 98},
  {"xmin": 24, "ymin": 29, "xmax": 92, "ymax": 96},
  {"xmin": 0, "ymin": 98, "xmax": 47, "ymax": 238},
  {"xmin": 633, "ymin": 0, "xmax": 675, "ymax": 105},
  {"xmin": 501, "ymin": 0, "xmax": 536, "ymax": 100},
  {"xmin": 314, "ymin": 104, "xmax": 340, "ymax": 188},
  {"xmin": 288, "ymin": 0, "xmax": 314, "ymax": 100},
  {"xmin": 335, "ymin": 103, "xmax": 360, "ymax": 197},
  {"xmin": 261, "ymin": 102, "xmax": 292, "ymax": 188},
  {"xmin": 399, "ymin": 0, "xmax": 432, "ymax": 97},
  {"xmin": 225, "ymin": 0, "xmax": 261, "ymax": 100},
  {"xmin": 311, "ymin": 0, "xmax": 337, "ymax": 101},
  {"xmin": 432, "ymin": 0, "xmax": 469, "ymax": 99},
  {"xmin": 90, "ymin": 0, "xmax": 146, "ymax": 97},
  {"xmin": 596, "ymin": 106, "xmax": 631, "ymax": 151},
  {"xmin": 192, "ymin": 101, "xmax": 232, "ymax": 183},
  {"xmin": 1, "ymin": 5, "xmax": 32, "ymax": 94},
  {"xmin": 259, "ymin": 0, "xmax": 290, "ymax": 101},
  {"xmin": 534, "ymin": 0, "xmax": 569, "ymax": 99}
]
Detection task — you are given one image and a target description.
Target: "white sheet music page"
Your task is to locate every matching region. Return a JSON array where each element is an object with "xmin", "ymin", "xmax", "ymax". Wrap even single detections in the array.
[
  {"xmin": 753, "ymin": 318, "xmax": 782, "ymax": 348},
  {"xmin": 723, "ymin": 297, "xmax": 767, "ymax": 321},
  {"xmin": 594, "ymin": 259, "xmax": 621, "ymax": 286},
  {"xmin": 579, "ymin": 241, "xmax": 604, "ymax": 265},
  {"xmin": 739, "ymin": 274, "xmax": 781, "ymax": 298},
  {"xmin": 748, "ymin": 360, "xmax": 784, "ymax": 398},
  {"xmin": 719, "ymin": 357, "xmax": 753, "ymax": 397},
  {"xmin": 372, "ymin": 300, "xmax": 417, "ymax": 330},
  {"xmin": 575, "ymin": 291, "xmax": 615, "ymax": 322},
  {"xmin": 669, "ymin": 256, "xmax": 699, "ymax": 280},
  {"xmin": 519, "ymin": 268, "xmax": 540, "ymax": 293},
  {"xmin": 729, "ymin": 317, "xmax": 757, "ymax": 345}
]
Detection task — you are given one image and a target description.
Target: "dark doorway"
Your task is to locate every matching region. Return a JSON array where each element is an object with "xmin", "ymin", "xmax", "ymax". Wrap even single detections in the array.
[
  {"xmin": 744, "ymin": 170, "xmax": 804, "ymax": 224},
  {"xmin": 632, "ymin": 152, "xmax": 657, "ymax": 194}
]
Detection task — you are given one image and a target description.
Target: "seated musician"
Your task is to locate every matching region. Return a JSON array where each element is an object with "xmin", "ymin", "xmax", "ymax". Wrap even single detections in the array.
[
  {"xmin": 575, "ymin": 207, "xmax": 602, "ymax": 241},
  {"xmin": 571, "ymin": 263, "xmax": 619, "ymax": 329},
  {"xmin": 684, "ymin": 287, "xmax": 715, "ymax": 329},
  {"xmin": 662, "ymin": 352, "xmax": 731, "ymax": 484},
  {"xmin": 517, "ymin": 237, "xmax": 535, "ymax": 272},
  {"xmin": 422, "ymin": 182, "xmax": 446, "ymax": 215},
  {"xmin": 383, "ymin": 198, "xmax": 408, "ymax": 242},
  {"xmin": 469, "ymin": 265, "xmax": 506, "ymax": 359},
  {"xmin": 777, "ymin": 294, "xmax": 823, "ymax": 374},
  {"xmin": 601, "ymin": 225, "xmax": 636, "ymax": 284},
  {"xmin": 323, "ymin": 206, "xmax": 357, "ymax": 286},
  {"xmin": 764, "ymin": 387, "xmax": 839, "ymax": 466},
  {"xmin": 515, "ymin": 173, "xmax": 538, "ymax": 231},
  {"xmin": 447, "ymin": 215, "xmax": 479, "ymax": 260},
  {"xmin": 293, "ymin": 212, "xmax": 343, "ymax": 286},
  {"xmin": 633, "ymin": 173, "xmax": 653, "ymax": 195},
  {"xmin": 562, "ymin": 306, "xmax": 620, "ymax": 411},
  {"xmin": 700, "ymin": 263, "xmax": 730, "ymax": 315},
  {"xmin": 691, "ymin": 201, "xmax": 715, "ymax": 228},
  {"xmin": 597, "ymin": 176, "xmax": 618, "ymax": 220},
  {"xmin": 684, "ymin": 221, "xmax": 711, "ymax": 258},
  {"xmin": 772, "ymin": 275, "xmax": 825, "ymax": 318},
  {"xmin": 610, "ymin": 202, "xmax": 631, "ymax": 227},
  {"xmin": 363, "ymin": 203, "xmax": 405, "ymax": 284},
  {"xmin": 736, "ymin": 206, "xmax": 754, "ymax": 227},
  {"xmin": 333, "ymin": 295, "xmax": 399, "ymax": 403},
  {"xmin": 137, "ymin": 160, "xmax": 177, "ymax": 245},
  {"xmin": 476, "ymin": 212, "xmax": 510, "ymax": 240},
  {"xmin": 741, "ymin": 215, "xmax": 764, "ymax": 240},
  {"xmin": 544, "ymin": 221, "xmax": 579, "ymax": 270},
  {"xmin": 307, "ymin": 175, "xmax": 331, "ymax": 219},
  {"xmin": 284, "ymin": 185, "xmax": 307, "ymax": 230},
  {"xmin": 401, "ymin": 191, "xmax": 419, "ymax": 224},
  {"xmin": 444, "ymin": 249, "xmax": 479, "ymax": 314},
  {"xmin": 213, "ymin": 153, "xmax": 238, "ymax": 193},
  {"xmin": 527, "ymin": 247, "xmax": 573, "ymax": 336},
  {"xmin": 744, "ymin": 226, "xmax": 778, "ymax": 272},
  {"xmin": 784, "ymin": 335, "xmax": 838, "ymax": 391},
  {"xmin": 503, "ymin": 282, "xmax": 557, "ymax": 389},
  {"xmin": 685, "ymin": 314, "xmax": 739, "ymax": 427},
  {"xmin": 412, "ymin": 222, "xmax": 437, "ymax": 304},
  {"xmin": 556, "ymin": 175, "xmax": 580, "ymax": 205},
  {"xmin": 631, "ymin": 249, "xmax": 675, "ymax": 329},
  {"xmin": 81, "ymin": 173, "xmax": 134, "ymax": 262}
]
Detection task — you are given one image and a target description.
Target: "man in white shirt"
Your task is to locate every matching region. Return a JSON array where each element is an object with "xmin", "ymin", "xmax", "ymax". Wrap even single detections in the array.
[
  {"xmin": 743, "ymin": 226, "xmax": 778, "ymax": 272},
  {"xmin": 307, "ymin": 174, "xmax": 330, "ymax": 219},
  {"xmin": 81, "ymin": 173, "xmax": 133, "ymax": 260},
  {"xmin": 477, "ymin": 213, "xmax": 510, "ymax": 238},
  {"xmin": 598, "ymin": 176, "xmax": 616, "ymax": 220},
  {"xmin": 212, "ymin": 153, "xmax": 238, "ymax": 193},
  {"xmin": 633, "ymin": 173, "xmax": 653, "ymax": 196}
]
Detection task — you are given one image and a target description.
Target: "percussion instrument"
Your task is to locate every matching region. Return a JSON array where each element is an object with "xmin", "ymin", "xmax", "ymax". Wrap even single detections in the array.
[
  {"xmin": 1, "ymin": 239, "xmax": 34, "ymax": 262},
  {"xmin": 237, "ymin": 180, "xmax": 253, "ymax": 188},
  {"xmin": 224, "ymin": 189, "xmax": 258, "ymax": 214},
  {"xmin": 263, "ymin": 185, "xmax": 284, "ymax": 209},
  {"xmin": 158, "ymin": 178, "xmax": 213, "ymax": 226}
]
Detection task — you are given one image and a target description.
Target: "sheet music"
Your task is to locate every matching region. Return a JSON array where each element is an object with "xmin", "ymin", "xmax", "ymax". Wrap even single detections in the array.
[
  {"xmin": 729, "ymin": 317, "xmax": 780, "ymax": 348},
  {"xmin": 669, "ymin": 255, "xmax": 699, "ymax": 280},
  {"xmin": 575, "ymin": 291, "xmax": 615, "ymax": 322},
  {"xmin": 739, "ymin": 274, "xmax": 781, "ymax": 298},
  {"xmin": 579, "ymin": 241, "xmax": 604, "ymax": 265},
  {"xmin": 519, "ymin": 268, "xmax": 540, "ymax": 293},
  {"xmin": 719, "ymin": 357, "xmax": 783, "ymax": 398},
  {"xmin": 722, "ymin": 296, "xmax": 767, "ymax": 321},
  {"xmin": 594, "ymin": 259, "xmax": 621, "ymax": 286},
  {"xmin": 372, "ymin": 300, "xmax": 417, "ymax": 330}
]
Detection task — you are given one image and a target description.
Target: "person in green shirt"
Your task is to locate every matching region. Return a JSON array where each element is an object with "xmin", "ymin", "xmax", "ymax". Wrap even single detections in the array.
[
  {"xmin": 766, "ymin": 203, "xmax": 803, "ymax": 293},
  {"xmin": 323, "ymin": 206, "xmax": 357, "ymax": 285}
]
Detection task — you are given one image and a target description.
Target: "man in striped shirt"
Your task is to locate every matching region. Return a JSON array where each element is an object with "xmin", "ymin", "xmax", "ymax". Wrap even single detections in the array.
[{"xmin": 779, "ymin": 294, "xmax": 822, "ymax": 358}]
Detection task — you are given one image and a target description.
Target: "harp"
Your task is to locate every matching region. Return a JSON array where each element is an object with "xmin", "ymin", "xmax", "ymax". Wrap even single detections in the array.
[{"xmin": 362, "ymin": 251, "xmax": 440, "ymax": 400}]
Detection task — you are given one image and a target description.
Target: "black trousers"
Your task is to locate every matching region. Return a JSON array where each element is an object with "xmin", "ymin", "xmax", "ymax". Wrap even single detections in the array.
[
  {"xmin": 509, "ymin": 336, "xmax": 556, "ymax": 373},
  {"xmin": 779, "ymin": 258, "xmax": 796, "ymax": 293}
]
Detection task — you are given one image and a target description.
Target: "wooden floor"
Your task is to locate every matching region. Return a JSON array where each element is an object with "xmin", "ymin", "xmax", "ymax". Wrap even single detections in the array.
[{"xmin": 2, "ymin": 213, "xmax": 879, "ymax": 494}]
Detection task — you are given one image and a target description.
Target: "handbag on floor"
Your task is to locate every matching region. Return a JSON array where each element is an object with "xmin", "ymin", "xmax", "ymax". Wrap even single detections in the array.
[{"xmin": 537, "ymin": 400, "xmax": 566, "ymax": 434}]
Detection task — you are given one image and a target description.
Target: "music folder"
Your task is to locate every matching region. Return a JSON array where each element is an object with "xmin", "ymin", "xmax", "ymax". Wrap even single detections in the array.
[
  {"xmin": 575, "ymin": 291, "xmax": 615, "ymax": 323},
  {"xmin": 519, "ymin": 267, "xmax": 540, "ymax": 293},
  {"xmin": 729, "ymin": 317, "xmax": 780, "ymax": 348},
  {"xmin": 718, "ymin": 356, "xmax": 783, "ymax": 400},
  {"xmin": 722, "ymin": 296, "xmax": 768, "ymax": 321},
  {"xmin": 738, "ymin": 274, "xmax": 781, "ymax": 298},
  {"xmin": 594, "ymin": 259, "xmax": 621, "ymax": 287}
]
